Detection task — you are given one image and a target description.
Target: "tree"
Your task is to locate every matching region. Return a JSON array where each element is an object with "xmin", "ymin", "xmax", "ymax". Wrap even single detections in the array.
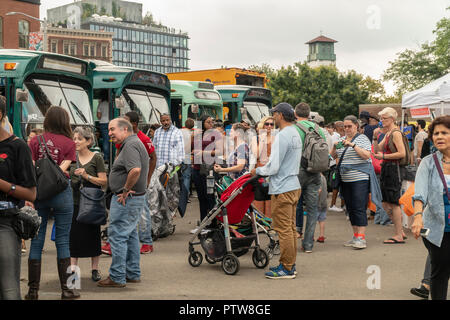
[
  {"xmin": 143, "ymin": 11, "xmax": 155, "ymax": 26},
  {"xmin": 360, "ymin": 76, "xmax": 401, "ymax": 104},
  {"xmin": 263, "ymin": 62, "xmax": 369, "ymax": 121},
  {"xmin": 383, "ymin": 8, "xmax": 450, "ymax": 95}
]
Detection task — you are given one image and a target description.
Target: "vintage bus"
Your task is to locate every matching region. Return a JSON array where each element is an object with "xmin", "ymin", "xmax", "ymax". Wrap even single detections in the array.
[
  {"xmin": 170, "ymin": 80, "xmax": 223, "ymax": 128},
  {"xmin": 215, "ymin": 85, "xmax": 272, "ymax": 125},
  {"xmin": 0, "ymin": 49, "xmax": 95, "ymax": 139},
  {"xmin": 91, "ymin": 60, "xmax": 171, "ymax": 128},
  {"xmin": 167, "ymin": 68, "xmax": 267, "ymax": 88}
]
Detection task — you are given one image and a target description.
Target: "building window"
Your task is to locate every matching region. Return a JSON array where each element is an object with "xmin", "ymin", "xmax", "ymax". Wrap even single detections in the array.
[
  {"xmin": 63, "ymin": 41, "xmax": 76, "ymax": 55},
  {"xmin": 101, "ymin": 44, "xmax": 108, "ymax": 58},
  {"xmin": 50, "ymin": 40, "xmax": 58, "ymax": 53},
  {"xmin": 18, "ymin": 20, "xmax": 29, "ymax": 49}
]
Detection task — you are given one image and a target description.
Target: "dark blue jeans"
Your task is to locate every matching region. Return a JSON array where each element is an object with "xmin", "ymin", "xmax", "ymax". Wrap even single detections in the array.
[
  {"xmin": 192, "ymin": 169, "xmax": 215, "ymax": 221},
  {"xmin": 99, "ymin": 123, "xmax": 110, "ymax": 162},
  {"xmin": 29, "ymin": 184, "xmax": 74, "ymax": 260},
  {"xmin": 340, "ymin": 180, "xmax": 370, "ymax": 227},
  {"xmin": 298, "ymin": 169, "xmax": 322, "ymax": 251},
  {"xmin": 0, "ymin": 215, "xmax": 21, "ymax": 300},
  {"xmin": 296, "ymin": 193, "xmax": 304, "ymax": 233}
]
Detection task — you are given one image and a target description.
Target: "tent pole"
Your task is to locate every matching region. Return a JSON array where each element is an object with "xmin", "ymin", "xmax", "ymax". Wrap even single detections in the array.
[
  {"xmin": 441, "ymin": 101, "xmax": 444, "ymax": 115},
  {"xmin": 401, "ymin": 108, "xmax": 405, "ymax": 131}
]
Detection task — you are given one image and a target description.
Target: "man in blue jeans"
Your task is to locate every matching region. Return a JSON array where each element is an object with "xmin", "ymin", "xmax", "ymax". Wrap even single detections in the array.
[
  {"xmin": 294, "ymin": 102, "xmax": 325, "ymax": 253},
  {"xmin": 98, "ymin": 118, "xmax": 149, "ymax": 287}
]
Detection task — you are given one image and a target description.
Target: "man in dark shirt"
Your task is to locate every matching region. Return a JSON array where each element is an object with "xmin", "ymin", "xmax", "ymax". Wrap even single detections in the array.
[{"xmin": 98, "ymin": 118, "xmax": 149, "ymax": 288}]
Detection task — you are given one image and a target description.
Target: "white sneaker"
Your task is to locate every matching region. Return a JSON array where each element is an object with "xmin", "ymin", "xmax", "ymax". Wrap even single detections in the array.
[
  {"xmin": 190, "ymin": 228, "xmax": 199, "ymax": 234},
  {"xmin": 344, "ymin": 237, "xmax": 356, "ymax": 247},
  {"xmin": 352, "ymin": 238, "xmax": 367, "ymax": 249},
  {"xmin": 329, "ymin": 205, "xmax": 344, "ymax": 212}
]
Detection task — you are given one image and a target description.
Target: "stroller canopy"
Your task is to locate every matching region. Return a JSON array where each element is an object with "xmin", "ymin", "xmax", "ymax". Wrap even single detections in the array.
[{"xmin": 219, "ymin": 174, "xmax": 255, "ymax": 225}]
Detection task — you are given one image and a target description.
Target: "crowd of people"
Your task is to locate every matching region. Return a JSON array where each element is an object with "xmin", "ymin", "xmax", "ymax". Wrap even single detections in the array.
[{"xmin": 0, "ymin": 93, "xmax": 449, "ymax": 300}]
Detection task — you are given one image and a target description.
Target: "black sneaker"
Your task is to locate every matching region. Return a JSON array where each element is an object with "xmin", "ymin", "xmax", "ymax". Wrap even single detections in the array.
[
  {"xmin": 410, "ymin": 285, "xmax": 429, "ymax": 299},
  {"xmin": 92, "ymin": 269, "xmax": 102, "ymax": 282}
]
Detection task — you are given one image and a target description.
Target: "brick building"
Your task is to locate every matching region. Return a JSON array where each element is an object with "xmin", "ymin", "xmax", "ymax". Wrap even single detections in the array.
[
  {"xmin": 0, "ymin": 0, "xmax": 41, "ymax": 49},
  {"xmin": 46, "ymin": 27, "xmax": 113, "ymax": 63}
]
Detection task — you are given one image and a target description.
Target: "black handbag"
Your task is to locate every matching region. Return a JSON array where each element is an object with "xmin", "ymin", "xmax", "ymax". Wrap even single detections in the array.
[
  {"xmin": 35, "ymin": 135, "xmax": 69, "ymax": 201},
  {"xmin": 76, "ymin": 157, "xmax": 107, "ymax": 226},
  {"xmin": 12, "ymin": 206, "xmax": 42, "ymax": 240}
]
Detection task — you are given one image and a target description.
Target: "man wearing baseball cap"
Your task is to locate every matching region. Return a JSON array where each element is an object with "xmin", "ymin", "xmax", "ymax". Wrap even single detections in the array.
[{"xmin": 251, "ymin": 102, "xmax": 302, "ymax": 279}]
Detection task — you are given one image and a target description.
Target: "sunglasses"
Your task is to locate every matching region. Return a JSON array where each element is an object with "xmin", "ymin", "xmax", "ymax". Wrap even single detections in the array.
[
  {"xmin": 344, "ymin": 125, "xmax": 354, "ymax": 129},
  {"xmin": 264, "ymin": 122, "xmax": 274, "ymax": 126}
]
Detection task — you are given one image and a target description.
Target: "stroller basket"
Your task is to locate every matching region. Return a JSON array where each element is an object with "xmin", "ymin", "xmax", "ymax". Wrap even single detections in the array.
[{"xmin": 199, "ymin": 229, "xmax": 256, "ymax": 259}]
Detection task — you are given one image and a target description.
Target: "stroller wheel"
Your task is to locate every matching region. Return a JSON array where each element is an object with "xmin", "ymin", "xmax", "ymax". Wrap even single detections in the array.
[
  {"xmin": 205, "ymin": 255, "xmax": 217, "ymax": 264},
  {"xmin": 252, "ymin": 248, "xmax": 269, "ymax": 269},
  {"xmin": 188, "ymin": 251, "xmax": 203, "ymax": 267},
  {"xmin": 222, "ymin": 254, "xmax": 240, "ymax": 275}
]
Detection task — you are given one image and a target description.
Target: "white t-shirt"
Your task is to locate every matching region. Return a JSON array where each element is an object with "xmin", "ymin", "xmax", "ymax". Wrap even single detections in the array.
[
  {"xmin": 414, "ymin": 131, "xmax": 428, "ymax": 157},
  {"xmin": 97, "ymin": 101, "xmax": 109, "ymax": 124}
]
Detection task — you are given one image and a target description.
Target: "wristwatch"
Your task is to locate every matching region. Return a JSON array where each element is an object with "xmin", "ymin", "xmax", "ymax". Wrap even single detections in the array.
[
  {"xmin": 413, "ymin": 212, "xmax": 423, "ymax": 217},
  {"xmin": 7, "ymin": 184, "xmax": 16, "ymax": 196},
  {"xmin": 123, "ymin": 187, "xmax": 130, "ymax": 194}
]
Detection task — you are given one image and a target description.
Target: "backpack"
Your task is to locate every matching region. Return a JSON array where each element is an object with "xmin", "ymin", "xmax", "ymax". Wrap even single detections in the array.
[
  {"xmin": 386, "ymin": 129, "xmax": 411, "ymax": 167},
  {"xmin": 295, "ymin": 122, "xmax": 330, "ymax": 173}
]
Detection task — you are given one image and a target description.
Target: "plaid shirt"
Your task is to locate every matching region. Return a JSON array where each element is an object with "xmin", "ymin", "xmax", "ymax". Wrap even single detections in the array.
[{"xmin": 153, "ymin": 125, "xmax": 185, "ymax": 167}]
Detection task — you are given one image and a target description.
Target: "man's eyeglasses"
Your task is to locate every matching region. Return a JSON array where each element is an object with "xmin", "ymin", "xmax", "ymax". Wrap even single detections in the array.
[
  {"xmin": 264, "ymin": 122, "xmax": 274, "ymax": 126},
  {"xmin": 344, "ymin": 125, "xmax": 353, "ymax": 129}
]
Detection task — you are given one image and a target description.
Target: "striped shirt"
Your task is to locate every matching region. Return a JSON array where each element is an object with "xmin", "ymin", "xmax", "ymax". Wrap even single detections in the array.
[
  {"xmin": 336, "ymin": 134, "xmax": 372, "ymax": 182},
  {"xmin": 153, "ymin": 125, "xmax": 185, "ymax": 167}
]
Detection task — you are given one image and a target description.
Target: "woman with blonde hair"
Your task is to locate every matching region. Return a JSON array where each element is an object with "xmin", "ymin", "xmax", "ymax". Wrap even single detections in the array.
[
  {"xmin": 252, "ymin": 116, "xmax": 276, "ymax": 218},
  {"xmin": 373, "ymin": 107, "xmax": 408, "ymax": 244}
]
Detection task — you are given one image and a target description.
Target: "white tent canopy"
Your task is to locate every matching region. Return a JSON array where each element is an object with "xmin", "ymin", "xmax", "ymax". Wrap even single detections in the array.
[
  {"xmin": 401, "ymin": 73, "xmax": 450, "ymax": 120},
  {"xmin": 402, "ymin": 73, "xmax": 450, "ymax": 108}
]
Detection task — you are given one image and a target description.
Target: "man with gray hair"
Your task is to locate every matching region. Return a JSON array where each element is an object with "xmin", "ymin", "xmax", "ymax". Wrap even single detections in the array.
[
  {"xmin": 294, "ymin": 102, "xmax": 326, "ymax": 253},
  {"xmin": 153, "ymin": 113, "xmax": 185, "ymax": 167},
  {"xmin": 97, "ymin": 117, "xmax": 149, "ymax": 288}
]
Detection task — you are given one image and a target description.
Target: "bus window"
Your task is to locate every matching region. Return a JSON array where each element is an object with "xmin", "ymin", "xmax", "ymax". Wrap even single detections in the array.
[
  {"xmin": 123, "ymin": 88, "xmax": 169, "ymax": 126},
  {"xmin": 243, "ymin": 101, "xmax": 270, "ymax": 125}
]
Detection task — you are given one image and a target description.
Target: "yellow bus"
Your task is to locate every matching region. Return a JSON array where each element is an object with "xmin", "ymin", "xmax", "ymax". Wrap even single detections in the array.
[{"xmin": 167, "ymin": 68, "xmax": 267, "ymax": 88}]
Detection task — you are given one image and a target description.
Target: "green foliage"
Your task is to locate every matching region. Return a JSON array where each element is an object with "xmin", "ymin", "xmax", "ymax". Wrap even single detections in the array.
[
  {"xmin": 383, "ymin": 8, "xmax": 450, "ymax": 95},
  {"xmin": 249, "ymin": 62, "xmax": 369, "ymax": 122},
  {"xmin": 360, "ymin": 76, "xmax": 401, "ymax": 104}
]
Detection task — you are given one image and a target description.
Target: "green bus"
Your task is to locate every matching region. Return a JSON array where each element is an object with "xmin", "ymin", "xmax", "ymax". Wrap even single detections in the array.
[
  {"xmin": 91, "ymin": 60, "xmax": 171, "ymax": 129},
  {"xmin": 170, "ymin": 80, "xmax": 223, "ymax": 128},
  {"xmin": 215, "ymin": 85, "xmax": 272, "ymax": 126},
  {"xmin": 0, "ymin": 49, "xmax": 95, "ymax": 139}
]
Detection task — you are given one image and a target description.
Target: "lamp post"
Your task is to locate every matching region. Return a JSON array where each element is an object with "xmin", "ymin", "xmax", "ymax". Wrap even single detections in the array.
[{"xmin": 5, "ymin": 11, "xmax": 48, "ymax": 52}]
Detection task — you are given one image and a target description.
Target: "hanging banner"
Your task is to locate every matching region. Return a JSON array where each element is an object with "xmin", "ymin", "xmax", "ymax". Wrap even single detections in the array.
[
  {"xmin": 410, "ymin": 106, "xmax": 431, "ymax": 119},
  {"xmin": 29, "ymin": 32, "xmax": 44, "ymax": 51}
]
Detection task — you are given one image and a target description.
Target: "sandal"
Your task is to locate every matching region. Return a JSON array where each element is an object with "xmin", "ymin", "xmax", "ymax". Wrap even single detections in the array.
[{"xmin": 383, "ymin": 238, "xmax": 405, "ymax": 244}]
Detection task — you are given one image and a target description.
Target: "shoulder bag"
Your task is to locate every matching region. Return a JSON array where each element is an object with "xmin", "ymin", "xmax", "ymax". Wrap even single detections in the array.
[
  {"xmin": 76, "ymin": 156, "xmax": 107, "ymax": 225},
  {"xmin": 35, "ymin": 135, "xmax": 69, "ymax": 201}
]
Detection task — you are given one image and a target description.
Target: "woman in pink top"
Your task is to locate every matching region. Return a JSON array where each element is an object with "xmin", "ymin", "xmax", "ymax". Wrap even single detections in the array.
[{"xmin": 26, "ymin": 106, "xmax": 79, "ymax": 300}]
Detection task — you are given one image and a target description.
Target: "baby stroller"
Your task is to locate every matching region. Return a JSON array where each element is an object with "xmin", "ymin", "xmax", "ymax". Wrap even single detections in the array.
[
  {"xmin": 216, "ymin": 175, "xmax": 280, "ymax": 259},
  {"xmin": 188, "ymin": 173, "xmax": 270, "ymax": 275}
]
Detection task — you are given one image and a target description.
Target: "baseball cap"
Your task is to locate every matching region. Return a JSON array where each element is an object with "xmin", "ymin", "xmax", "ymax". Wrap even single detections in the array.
[
  {"xmin": 270, "ymin": 102, "xmax": 295, "ymax": 119},
  {"xmin": 312, "ymin": 115, "xmax": 325, "ymax": 124}
]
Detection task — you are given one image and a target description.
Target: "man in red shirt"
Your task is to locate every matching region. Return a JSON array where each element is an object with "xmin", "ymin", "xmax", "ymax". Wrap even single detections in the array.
[{"xmin": 102, "ymin": 111, "xmax": 156, "ymax": 255}]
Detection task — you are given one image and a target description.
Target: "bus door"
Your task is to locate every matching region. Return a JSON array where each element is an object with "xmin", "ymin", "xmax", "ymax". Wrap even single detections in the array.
[{"xmin": 170, "ymin": 98, "xmax": 182, "ymax": 128}]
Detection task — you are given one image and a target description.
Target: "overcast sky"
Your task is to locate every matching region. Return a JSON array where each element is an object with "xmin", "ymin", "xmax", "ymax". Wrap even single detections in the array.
[{"xmin": 40, "ymin": 0, "xmax": 450, "ymax": 94}]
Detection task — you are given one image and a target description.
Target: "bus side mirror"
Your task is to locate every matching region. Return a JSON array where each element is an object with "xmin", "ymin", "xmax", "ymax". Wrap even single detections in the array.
[
  {"xmin": 16, "ymin": 88, "xmax": 29, "ymax": 103},
  {"xmin": 191, "ymin": 104, "xmax": 199, "ymax": 114},
  {"xmin": 115, "ymin": 97, "xmax": 125, "ymax": 109}
]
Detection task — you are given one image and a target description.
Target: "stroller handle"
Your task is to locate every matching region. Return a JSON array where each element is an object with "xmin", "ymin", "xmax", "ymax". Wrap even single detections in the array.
[{"xmin": 242, "ymin": 174, "xmax": 265, "ymax": 189}]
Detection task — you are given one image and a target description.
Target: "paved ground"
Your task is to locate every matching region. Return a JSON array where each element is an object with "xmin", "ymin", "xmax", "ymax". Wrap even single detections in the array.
[{"xmin": 19, "ymin": 196, "xmax": 437, "ymax": 300}]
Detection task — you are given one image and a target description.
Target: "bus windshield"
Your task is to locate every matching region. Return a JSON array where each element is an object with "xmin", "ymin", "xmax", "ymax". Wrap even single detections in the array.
[
  {"xmin": 122, "ymin": 88, "xmax": 169, "ymax": 125},
  {"xmin": 22, "ymin": 78, "xmax": 92, "ymax": 127},
  {"xmin": 188, "ymin": 105, "xmax": 219, "ymax": 123},
  {"xmin": 243, "ymin": 101, "xmax": 270, "ymax": 125}
]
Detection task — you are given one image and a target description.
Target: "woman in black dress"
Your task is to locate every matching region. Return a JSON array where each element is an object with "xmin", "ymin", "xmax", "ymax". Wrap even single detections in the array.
[{"xmin": 69, "ymin": 127, "xmax": 107, "ymax": 282}]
